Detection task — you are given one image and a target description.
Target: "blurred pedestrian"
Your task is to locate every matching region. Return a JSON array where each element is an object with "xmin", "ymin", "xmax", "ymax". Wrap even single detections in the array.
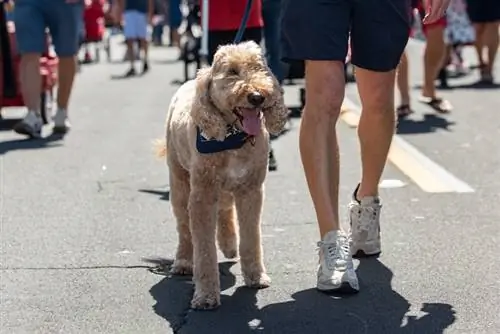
[
  {"xmin": 114, "ymin": 0, "xmax": 153, "ymax": 76},
  {"xmin": 13, "ymin": 0, "xmax": 83, "ymax": 137},
  {"xmin": 466, "ymin": 0, "xmax": 500, "ymax": 84}
]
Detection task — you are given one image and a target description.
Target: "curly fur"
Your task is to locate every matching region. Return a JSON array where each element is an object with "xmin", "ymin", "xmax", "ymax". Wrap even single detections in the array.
[{"xmin": 158, "ymin": 41, "xmax": 288, "ymax": 310}]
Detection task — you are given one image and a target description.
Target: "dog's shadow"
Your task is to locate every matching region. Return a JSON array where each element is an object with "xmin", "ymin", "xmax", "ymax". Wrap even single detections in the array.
[
  {"xmin": 149, "ymin": 258, "xmax": 456, "ymax": 333},
  {"xmin": 148, "ymin": 258, "xmax": 238, "ymax": 332}
]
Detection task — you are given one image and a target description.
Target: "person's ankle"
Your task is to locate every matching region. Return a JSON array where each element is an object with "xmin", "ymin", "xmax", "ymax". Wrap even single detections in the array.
[{"xmin": 356, "ymin": 186, "xmax": 378, "ymax": 201}]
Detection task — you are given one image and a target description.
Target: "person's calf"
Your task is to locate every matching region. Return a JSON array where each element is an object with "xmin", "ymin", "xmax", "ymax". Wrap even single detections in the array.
[
  {"xmin": 19, "ymin": 53, "xmax": 42, "ymax": 112},
  {"xmin": 57, "ymin": 56, "xmax": 77, "ymax": 111},
  {"xmin": 483, "ymin": 23, "xmax": 499, "ymax": 76},
  {"xmin": 356, "ymin": 68, "xmax": 397, "ymax": 199},
  {"xmin": 422, "ymin": 26, "xmax": 446, "ymax": 98}
]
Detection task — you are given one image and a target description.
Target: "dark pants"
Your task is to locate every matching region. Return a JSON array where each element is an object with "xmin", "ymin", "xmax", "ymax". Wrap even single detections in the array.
[
  {"xmin": 281, "ymin": 0, "xmax": 412, "ymax": 72},
  {"xmin": 262, "ymin": 0, "xmax": 285, "ymax": 83},
  {"xmin": 207, "ymin": 27, "xmax": 262, "ymax": 65}
]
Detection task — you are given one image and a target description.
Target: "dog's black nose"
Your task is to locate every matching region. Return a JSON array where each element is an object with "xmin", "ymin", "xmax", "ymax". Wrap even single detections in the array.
[{"xmin": 247, "ymin": 92, "xmax": 265, "ymax": 107}]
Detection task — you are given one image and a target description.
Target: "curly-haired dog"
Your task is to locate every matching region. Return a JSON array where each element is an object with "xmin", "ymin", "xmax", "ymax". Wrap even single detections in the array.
[{"xmin": 157, "ymin": 41, "xmax": 288, "ymax": 310}]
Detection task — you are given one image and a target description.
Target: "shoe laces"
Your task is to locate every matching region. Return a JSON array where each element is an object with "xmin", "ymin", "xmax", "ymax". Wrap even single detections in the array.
[{"xmin": 317, "ymin": 234, "xmax": 351, "ymax": 270}]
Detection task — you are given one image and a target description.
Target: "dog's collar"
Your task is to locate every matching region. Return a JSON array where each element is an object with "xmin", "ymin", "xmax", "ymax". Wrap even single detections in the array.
[{"xmin": 196, "ymin": 125, "xmax": 254, "ymax": 154}]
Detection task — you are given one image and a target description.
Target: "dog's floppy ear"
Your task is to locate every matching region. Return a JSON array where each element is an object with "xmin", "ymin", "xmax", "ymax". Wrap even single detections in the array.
[
  {"xmin": 264, "ymin": 86, "xmax": 288, "ymax": 135},
  {"xmin": 191, "ymin": 67, "xmax": 227, "ymax": 141}
]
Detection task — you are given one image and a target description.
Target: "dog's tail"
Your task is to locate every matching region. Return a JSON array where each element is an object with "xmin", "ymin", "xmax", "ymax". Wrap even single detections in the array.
[{"xmin": 154, "ymin": 138, "xmax": 167, "ymax": 158}]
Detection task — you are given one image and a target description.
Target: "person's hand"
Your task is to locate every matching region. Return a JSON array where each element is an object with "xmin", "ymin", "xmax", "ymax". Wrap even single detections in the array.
[{"xmin": 422, "ymin": 0, "xmax": 452, "ymax": 24}]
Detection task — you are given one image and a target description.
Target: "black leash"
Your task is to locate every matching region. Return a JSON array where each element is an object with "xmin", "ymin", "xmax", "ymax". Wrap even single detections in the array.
[{"xmin": 233, "ymin": 0, "xmax": 254, "ymax": 44}]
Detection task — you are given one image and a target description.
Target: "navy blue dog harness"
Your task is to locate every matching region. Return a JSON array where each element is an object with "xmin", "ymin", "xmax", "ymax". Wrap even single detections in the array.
[{"xmin": 196, "ymin": 125, "xmax": 252, "ymax": 154}]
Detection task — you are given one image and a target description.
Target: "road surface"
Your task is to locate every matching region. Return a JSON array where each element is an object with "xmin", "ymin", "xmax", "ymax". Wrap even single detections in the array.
[{"xmin": 1, "ymin": 39, "xmax": 499, "ymax": 334}]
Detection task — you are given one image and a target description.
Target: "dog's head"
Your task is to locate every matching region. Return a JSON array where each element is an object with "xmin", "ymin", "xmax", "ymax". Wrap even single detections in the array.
[{"xmin": 192, "ymin": 41, "xmax": 288, "ymax": 141}]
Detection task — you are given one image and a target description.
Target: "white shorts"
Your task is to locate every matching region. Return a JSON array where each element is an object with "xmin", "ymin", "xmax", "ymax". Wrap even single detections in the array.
[{"xmin": 123, "ymin": 10, "xmax": 148, "ymax": 40}]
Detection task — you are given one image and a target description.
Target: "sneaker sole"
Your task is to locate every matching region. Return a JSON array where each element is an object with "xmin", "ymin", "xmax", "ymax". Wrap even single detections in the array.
[
  {"xmin": 13, "ymin": 123, "xmax": 41, "ymax": 138},
  {"xmin": 317, "ymin": 281, "xmax": 359, "ymax": 294}
]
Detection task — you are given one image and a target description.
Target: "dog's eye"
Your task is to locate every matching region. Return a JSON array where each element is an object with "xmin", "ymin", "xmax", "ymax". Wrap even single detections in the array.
[{"xmin": 227, "ymin": 68, "xmax": 239, "ymax": 76}]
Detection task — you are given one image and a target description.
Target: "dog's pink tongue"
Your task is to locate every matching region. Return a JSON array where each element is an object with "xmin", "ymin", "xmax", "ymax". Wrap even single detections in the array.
[{"xmin": 241, "ymin": 108, "xmax": 262, "ymax": 136}]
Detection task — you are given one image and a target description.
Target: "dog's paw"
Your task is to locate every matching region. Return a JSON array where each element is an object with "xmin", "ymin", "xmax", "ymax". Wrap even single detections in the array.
[
  {"xmin": 170, "ymin": 259, "xmax": 193, "ymax": 275},
  {"xmin": 243, "ymin": 272, "xmax": 271, "ymax": 289},
  {"xmin": 190, "ymin": 291, "xmax": 221, "ymax": 310}
]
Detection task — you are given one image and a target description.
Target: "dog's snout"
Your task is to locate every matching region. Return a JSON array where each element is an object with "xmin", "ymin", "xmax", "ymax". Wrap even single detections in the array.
[{"xmin": 247, "ymin": 92, "xmax": 265, "ymax": 107}]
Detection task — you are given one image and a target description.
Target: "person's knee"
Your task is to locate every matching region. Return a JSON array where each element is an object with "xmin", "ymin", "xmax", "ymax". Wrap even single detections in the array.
[
  {"xmin": 304, "ymin": 61, "xmax": 345, "ymax": 119},
  {"xmin": 357, "ymin": 70, "xmax": 397, "ymax": 115}
]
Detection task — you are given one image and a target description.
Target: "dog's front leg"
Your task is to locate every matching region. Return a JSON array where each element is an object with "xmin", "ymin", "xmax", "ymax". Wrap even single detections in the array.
[
  {"xmin": 234, "ymin": 185, "xmax": 271, "ymax": 289},
  {"xmin": 188, "ymin": 181, "xmax": 220, "ymax": 310}
]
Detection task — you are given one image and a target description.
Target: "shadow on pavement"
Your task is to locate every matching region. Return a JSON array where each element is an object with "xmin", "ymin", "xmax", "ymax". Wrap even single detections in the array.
[
  {"xmin": 0, "ymin": 133, "xmax": 64, "ymax": 155},
  {"xmin": 138, "ymin": 188, "xmax": 170, "ymax": 201},
  {"xmin": 397, "ymin": 113, "xmax": 455, "ymax": 135},
  {"xmin": 0, "ymin": 118, "xmax": 18, "ymax": 132},
  {"xmin": 442, "ymin": 81, "xmax": 500, "ymax": 90},
  {"xmin": 149, "ymin": 259, "xmax": 237, "ymax": 333},
  {"xmin": 149, "ymin": 258, "xmax": 456, "ymax": 334}
]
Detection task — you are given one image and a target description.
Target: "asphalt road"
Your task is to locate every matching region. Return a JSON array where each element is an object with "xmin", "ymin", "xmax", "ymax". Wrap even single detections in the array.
[{"xmin": 1, "ymin": 40, "xmax": 499, "ymax": 334}]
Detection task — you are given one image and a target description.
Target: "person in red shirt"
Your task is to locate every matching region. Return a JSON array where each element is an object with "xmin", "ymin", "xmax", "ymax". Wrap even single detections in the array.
[
  {"xmin": 202, "ymin": 0, "xmax": 263, "ymax": 65},
  {"xmin": 83, "ymin": 0, "xmax": 107, "ymax": 62}
]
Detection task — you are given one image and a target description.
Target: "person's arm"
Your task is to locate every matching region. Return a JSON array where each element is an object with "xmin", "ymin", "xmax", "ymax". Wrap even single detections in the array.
[
  {"xmin": 422, "ymin": 0, "xmax": 451, "ymax": 23},
  {"xmin": 147, "ymin": 0, "xmax": 154, "ymax": 23}
]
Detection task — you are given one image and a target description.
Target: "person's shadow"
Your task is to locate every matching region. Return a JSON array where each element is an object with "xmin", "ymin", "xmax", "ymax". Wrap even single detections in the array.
[
  {"xmin": 0, "ymin": 133, "xmax": 64, "ymax": 155},
  {"xmin": 397, "ymin": 113, "xmax": 455, "ymax": 135},
  {"xmin": 149, "ymin": 258, "xmax": 456, "ymax": 333}
]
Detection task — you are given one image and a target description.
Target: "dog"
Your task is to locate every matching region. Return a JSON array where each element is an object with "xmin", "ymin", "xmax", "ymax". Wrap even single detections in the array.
[{"xmin": 157, "ymin": 41, "xmax": 288, "ymax": 310}]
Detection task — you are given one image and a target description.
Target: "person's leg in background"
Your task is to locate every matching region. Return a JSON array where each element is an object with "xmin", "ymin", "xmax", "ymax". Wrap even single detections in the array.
[
  {"xmin": 45, "ymin": 0, "xmax": 83, "ymax": 133},
  {"xmin": 420, "ymin": 21, "xmax": 453, "ymax": 112},
  {"xmin": 136, "ymin": 10, "xmax": 150, "ymax": 73},
  {"xmin": 396, "ymin": 50, "xmax": 413, "ymax": 117},
  {"xmin": 282, "ymin": 0, "xmax": 359, "ymax": 292},
  {"xmin": 13, "ymin": 1, "xmax": 46, "ymax": 138},
  {"xmin": 123, "ymin": 10, "xmax": 139, "ymax": 76},
  {"xmin": 262, "ymin": 0, "xmax": 284, "ymax": 172},
  {"xmin": 482, "ymin": 21, "xmax": 499, "ymax": 83}
]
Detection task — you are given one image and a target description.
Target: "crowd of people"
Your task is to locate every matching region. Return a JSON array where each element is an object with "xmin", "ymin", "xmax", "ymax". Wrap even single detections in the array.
[{"xmin": 1, "ymin": 0, "xmax": 499, "ymax": 294}]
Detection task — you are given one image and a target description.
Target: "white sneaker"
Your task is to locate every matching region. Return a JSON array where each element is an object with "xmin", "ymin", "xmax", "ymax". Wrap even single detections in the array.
[
  {"xmin": 13, "ymin": 110, "xmax": 43, "ymax": 138},
  {"xmin": 349, "ymin": 186, "xmax": 382, "ymax": 257},
  {"xmin": 53, "ymin": 108, "xmax": 71, "ymax": 133},
  {"xmin": 316, "ymin": 230, "xmax": 359, "ymax": 293}
]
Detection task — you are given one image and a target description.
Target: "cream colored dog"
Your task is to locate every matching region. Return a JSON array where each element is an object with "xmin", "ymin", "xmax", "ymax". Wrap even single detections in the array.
[{"xmin": 157, "ymin": 41, "xmax": 288, "ymax": 310}]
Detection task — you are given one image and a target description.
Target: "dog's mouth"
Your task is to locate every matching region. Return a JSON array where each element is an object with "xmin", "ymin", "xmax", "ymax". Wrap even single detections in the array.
[{"xmin": 233, "ymin": 107, "xmax": 263, "ymax": 136}]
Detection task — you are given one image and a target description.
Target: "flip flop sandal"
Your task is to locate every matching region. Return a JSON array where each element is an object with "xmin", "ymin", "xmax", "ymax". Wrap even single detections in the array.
[
  {"xmin": 396, "ymin": 104, "xmax": 414, "ymax": 118},
  {"xmin": 418, "ymin": 96, "xmax": 453, "ymax": 113}
]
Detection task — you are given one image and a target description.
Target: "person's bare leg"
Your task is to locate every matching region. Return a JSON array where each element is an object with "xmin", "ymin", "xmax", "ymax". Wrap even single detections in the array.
[
  {"xmin": 19, "ymin": 53, "xmax": 42, "ymax": 111},
  {"xmin": 473, "ymin": 23, "xmax": 486, "ymax": 68},
  {"xmin": 356, "ymin": 68, "xmax": 397, "ymax": 199},
  {"xmin": 57, "ymin": 56, "xmax": 77, "ymax": 111},
  {"xmin": 483, "ymin": 22, "xmax": 499, "ymax": 78},
  {"xmin": 396, "ymin": 51, "xmax": 410, "ymax": 106},
  {"xmin": 422, "ymin": 26, "xmax": 446, "ymax": 98},
  {"xmin": 13, "ymin": 53, "xmax": 44, "ymax": 137},
  {"xmin": 139, "ymin": 38, "xmax": 149, "ymax": 72},
  {"xmin": 301, "ymin": 61, "xmax": 345, "ymax": 238},
  {"xmin": 126, "ymin": 39, "xmax": 135, "ymax": 67}
]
